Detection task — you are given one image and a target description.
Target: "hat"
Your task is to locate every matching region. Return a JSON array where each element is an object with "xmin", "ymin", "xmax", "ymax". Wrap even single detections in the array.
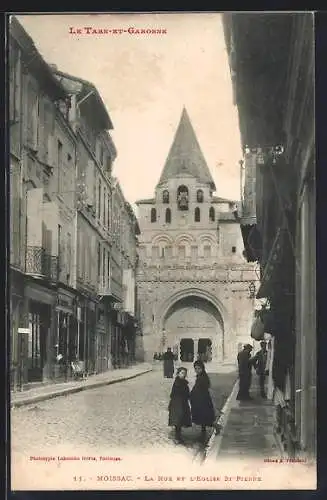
[{"xmin": 244, "ymin": 344, "xmax": 253, "ymax": 350}]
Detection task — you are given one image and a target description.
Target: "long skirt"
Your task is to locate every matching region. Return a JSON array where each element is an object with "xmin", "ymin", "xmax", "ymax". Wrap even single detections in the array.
[
  {"xmin": 168, "ymin": 398, "xmax": 192, "ymax": 428},
  {"xmin": 163, "ymin": 359, "xmax": 174, "ymax": 378},
  {"xmin": 236, "ymin": 372, "xmax": 252, "ymax": 400}
]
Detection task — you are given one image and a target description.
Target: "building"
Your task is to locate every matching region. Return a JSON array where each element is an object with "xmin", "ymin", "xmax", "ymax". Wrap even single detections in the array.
[
  {"xmin": 9, "ymin": 17, "xmax": 141, "ymax": 389},
  {"xmin": 136, "ymin": 108, "xmax": 258, "ymax": 365},
  {"xmin": 9, "ymin": 16, "xmax": 74, "ymax": 386},
  {"xmin": 223, "ymin": 12, "xmax": 315, "ymax": 458}
]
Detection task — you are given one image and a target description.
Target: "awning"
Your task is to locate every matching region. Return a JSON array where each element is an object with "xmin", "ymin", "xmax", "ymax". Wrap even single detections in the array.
[
  {"xmin": 256, "ymin": 227, "xmax": 284, "ymax": 299},
  {"xmin": 240, "ymin": 224, "xmax": 262, "ymax": 262}
]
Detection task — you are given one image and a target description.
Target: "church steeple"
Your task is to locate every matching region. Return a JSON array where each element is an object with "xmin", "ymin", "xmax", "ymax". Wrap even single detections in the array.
[{"xmin": 157, "ymin": 108, "xmax": 216, "ymax": 190}]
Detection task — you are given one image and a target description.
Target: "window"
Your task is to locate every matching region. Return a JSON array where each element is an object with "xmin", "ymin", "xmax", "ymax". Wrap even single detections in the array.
[
  {"xmin": 165, "ymin": 246, "xmax": 172, "ymax": 259},
  {"xmin": 177, "ymin": 185, "xmax": 189, "ymax": 211},
  {"xmin": 178, "ymin": 246, "xmax": 186, "ymax": 259},
  {"xmin": 151, "ymin": 208, "xmax": 157, "ymax": 223},
  {"xmin": 57, "ymin": 140, "xmax": 63, "ymax": 192},
  {"xmin": 102, "ymin": 247, "xmax": 106, "ymax": 287},
  {"xmin": 97, "ymin": 242, "xmax": 101, "ymax": 281},
  {"xmin": 195, "ymin": 207, "xmax": 200, "ymax": 222},
  {"xmin": 197, "ymin": 189, "xmax": 204, "ymax": 203},
  {"xmin": 97, "ymin": 180, "xmax": 101, "ymax": 219},
  {"xmin": 152, "ymin": 246, "xmax": 159, "ymax": 259},
  {"xmin": 161, "ymin": 247, "xmax": 165, "ymax": 258},
  {"xmin": 107, "ymin": 253, "xmax": 111, "ymax": 288},
  {"xmin": 209, "ymin": 206, "xmax": 215, "ymax": 222},
  {"xmin": 191, "ymin": 245, "xmax": 198, "ymax": 260},
  {"xmin": 165, "ymin": 208, "xmax": 171, "ymax": 224},
  {"xmin": 103, "ymin": 187, "xmax": 106, "ymax": 224},
  {"xmin": 232, "ymin": 246, "xmax": 236, "ymax": 253},
  {"xmin": 204, "ymin": 245, "xmax": 211, "ymax": 259},
  {"xmin": 106, "ymin": 155, "xmax": 112, "ymax": 174},
  {"xmin": 27, "ymin": 82, "xmax": 39, "ymax": 149},
  {"xmin": 163, "ymin": 190, "xmax": 169, "ymax": 203}
]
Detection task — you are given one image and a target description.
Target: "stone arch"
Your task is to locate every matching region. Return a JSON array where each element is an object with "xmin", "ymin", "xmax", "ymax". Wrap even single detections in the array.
[
  {"xmin": 158, "ymin": 288, "xmax": 228, "ymax": 333},
  {"xmin": 152, "ymin": 233, "xmax": 174, "ymax": 246},
  {"xmin": 175, "ymin": 233, "xmax": 195, "ymax": 246},
  {"xmin": 157, "ymin": 288, "xmax": 229, "ymax": 363},
  {"xmin": 199, "ymin": 233, "xmax": 217, "ymax": 245}
]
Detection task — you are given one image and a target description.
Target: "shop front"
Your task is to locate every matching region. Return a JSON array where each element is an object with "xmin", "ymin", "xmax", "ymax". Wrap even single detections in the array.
[
  {"xmin": 24, "ymin": 280, "xmax": 57, "ymax": 383},
  {"xmin": 54, "ymin": 288, "xmax": 77, "ymax": 380}
]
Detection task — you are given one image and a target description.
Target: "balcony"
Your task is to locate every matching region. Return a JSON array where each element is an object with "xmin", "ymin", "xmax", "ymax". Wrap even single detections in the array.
[
  {"xmin": 98, "ymin": 281, "xmax": 122, "ymax": 303},
  {"xmin": 25, "ymin": 246, "xmax": 59, "ymax": 281}
]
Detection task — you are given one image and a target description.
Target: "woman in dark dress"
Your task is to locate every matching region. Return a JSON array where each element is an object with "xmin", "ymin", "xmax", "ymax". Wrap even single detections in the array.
[
  {"xmin": 168, "ymin": 367, "xmax": 192, "ymax": 443},
  {"xmin": 163, "ymin": 347, "xmax": 175, "ymax": 378},
  {"xmin": 190, "ymin": 360, "xmax": 215, "ymax": 439}
]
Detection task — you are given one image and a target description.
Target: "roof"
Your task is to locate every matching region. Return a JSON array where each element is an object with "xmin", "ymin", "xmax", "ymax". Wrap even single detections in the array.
[
  {"xmin": 52, "ymin": 69, "xmax": 113, "ymax": 130},
  {"xmin": 135, "ymin": 198, "xmax": 155, "ymax": 205},
  {"xmin": 218, "ymin": 212, "xmax": 238, "ymax": 222},
  {"xmin": 222, "ymin": 13, "xmax": 294, "ymax": 148},
  {"xmin": 9, "ymin": 16, "xmax": 67, "ymax": 102},
  {"xmin": 212, "ymin": 196, "xmax": 236, "ymax": 204},
  {"xmin": 157, "ymin": 108, "xmax": 216, "ymax": 190}
]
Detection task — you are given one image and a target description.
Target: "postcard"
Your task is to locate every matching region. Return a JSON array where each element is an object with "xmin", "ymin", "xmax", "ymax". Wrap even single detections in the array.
[{"xmin": 8, "ymin": 11, "xmax": 316, "ymax": 491}]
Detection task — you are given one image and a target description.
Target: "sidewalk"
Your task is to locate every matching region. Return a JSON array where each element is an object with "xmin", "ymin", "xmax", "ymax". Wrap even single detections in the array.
[
  {"xmin": 206, "ymin": 379, "xmax": 281, "ymax": 461},
  {"xmin": 11, "ymin": 363, "xmax": 153, "ymax": 409}
]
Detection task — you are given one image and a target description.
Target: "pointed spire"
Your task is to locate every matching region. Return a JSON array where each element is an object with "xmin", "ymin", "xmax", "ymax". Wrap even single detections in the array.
[{"xmin": 157, "ymin": 108, "xmax": 216, "ymax": 190}]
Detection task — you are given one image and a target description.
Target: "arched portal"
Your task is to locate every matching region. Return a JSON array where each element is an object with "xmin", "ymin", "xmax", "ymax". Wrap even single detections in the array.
[{"xmin": 161, "ymin": 295, "xmax": 225, "ymax": 363}]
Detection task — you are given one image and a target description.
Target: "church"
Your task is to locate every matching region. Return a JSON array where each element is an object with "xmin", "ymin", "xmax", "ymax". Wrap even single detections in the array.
[{"xmin": 136, "ymin": 108, "xmax": 257, "ymax": 366}]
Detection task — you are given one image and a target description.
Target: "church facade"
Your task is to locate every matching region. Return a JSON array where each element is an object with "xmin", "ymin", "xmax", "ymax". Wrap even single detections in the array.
[{"xmin": 136, "ymin": 109, "xmax": 258, "ymax": 365}]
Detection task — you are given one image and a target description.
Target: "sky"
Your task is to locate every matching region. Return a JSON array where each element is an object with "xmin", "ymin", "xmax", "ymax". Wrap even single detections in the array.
[{"xmin": 17, "ymin": 13, "xmax": 242, "ymax": 208}]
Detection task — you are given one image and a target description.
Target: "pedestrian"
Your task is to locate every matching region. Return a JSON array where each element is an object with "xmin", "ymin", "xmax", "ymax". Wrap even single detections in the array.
[
  {"xmin": 163, "ymin": 347, "xmax": 175, "ymax": 378},
  {"xmin": 252, "ymin": 341, "xmax": 268, "ymax": 398},
  {"xmin": 168, "ymin": 367, "xmax": 192, "ymax": 444},
  {"xmin": 236, "ymin": 344, "xmax": 253, "ymax": 401},
  {"xmin": 190, "ymin": 360, "xmax": 215, "ymax": 440}
]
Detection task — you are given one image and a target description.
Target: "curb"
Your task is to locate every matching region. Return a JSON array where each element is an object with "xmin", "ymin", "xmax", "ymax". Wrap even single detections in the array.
[
  {"xmin": 11, "ymin": 368, "xmax": 153, "ymax": 409},
  {"xmin": 204, "ymin": 378, "xmax": 239, "ymax": 461}
]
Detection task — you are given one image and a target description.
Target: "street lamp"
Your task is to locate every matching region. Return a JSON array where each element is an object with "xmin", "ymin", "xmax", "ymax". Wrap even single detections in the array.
[{"xmin": 249, "ymin": 281, "xmax": 256, "ymax": 299}]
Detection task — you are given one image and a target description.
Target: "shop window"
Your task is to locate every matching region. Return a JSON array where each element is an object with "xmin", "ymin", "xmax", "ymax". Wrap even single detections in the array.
[
  {"xmin": 195, "ymin": 207, "xmax": 200, "ymax": 222},
  {"xmin": 151, "ymin": 208, "xmax": 157, "ymax": 223},
  {"xmin": 165, "ymin": 208, "xmax": 171, "ymax": 224}
]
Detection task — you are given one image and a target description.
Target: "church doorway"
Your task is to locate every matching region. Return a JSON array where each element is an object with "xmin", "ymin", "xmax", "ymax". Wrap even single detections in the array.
[
  {"xmin": 180, "ymin": 338, "xmax": 194, "ymax": 362},
  {"xmin": 162, "ymin": 294, "xmax": 224, "ymax": 364},
  {"xmin": 197, "ymin": 338, "xmax": 212, "ymax": 362}
]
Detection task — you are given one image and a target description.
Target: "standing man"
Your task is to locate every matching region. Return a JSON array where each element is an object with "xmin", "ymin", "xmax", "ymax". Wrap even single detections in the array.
[
  {"xmin": 236, "ymin": 344, "xmax": 253, "ymax": 401},
  {"xmin": 163, "ymin": 347, "xmax": 175, "ymax": 378},
  {"xmin": 252, "ymin": 341, "xmax": 268, "ymax": 398}
]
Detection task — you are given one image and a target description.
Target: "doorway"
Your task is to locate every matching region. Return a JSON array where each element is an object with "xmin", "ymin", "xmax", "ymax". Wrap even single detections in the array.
[
  {"xmin": 180, "ymin": 338, "xmax": 194, "ymax": 362},
  {"xmin": 197, "ymin": 338, "xmax": 212, "ymax": 362}
]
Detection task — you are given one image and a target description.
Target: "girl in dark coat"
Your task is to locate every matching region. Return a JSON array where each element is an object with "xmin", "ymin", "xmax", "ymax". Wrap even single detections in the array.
[
  {"xmin": 168, "ymin": 367, "xmax": 192, "ymax": 443},
  {"xmin": 190, "ymin": 360, "xmax": 216, "ymax": 439}
]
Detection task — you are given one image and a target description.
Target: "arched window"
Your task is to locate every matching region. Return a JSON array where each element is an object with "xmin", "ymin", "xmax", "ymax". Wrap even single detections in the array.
[
  {"xmin": 151, "ymin": 208, "xmax": 156, "ymax": 223},
  {"xmin": 195, "ymin": 207, "xmax": 200, "ymax": 222},
  {"xmin": 209, "ymin": 206, "xmax": 215, "ymax": 221},
  {"xmin": 197, "ymin": 189, "xmax": 204, "ymax": 203},
  {"xmin": 177, "ymin": 185, "xmax": 189, "ymax": 211},
  {"xmin": 165, "ymin": 208, "xmax": 171, "ymax": 224},
  {"xmin": 162, "ymin": 190, "xmax": 169, "ymax": 203}
]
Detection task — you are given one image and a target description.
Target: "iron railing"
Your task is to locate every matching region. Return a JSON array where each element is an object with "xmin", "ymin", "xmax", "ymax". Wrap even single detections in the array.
[{"xmin": 25, "ymin": 246, "xmax": 59, "ymax": 281}]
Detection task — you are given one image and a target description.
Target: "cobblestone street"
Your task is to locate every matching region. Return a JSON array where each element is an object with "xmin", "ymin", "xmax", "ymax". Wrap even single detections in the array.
[{"xmin": 11, "ymin": 366, "xmax": 237, "ymax": 457}]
